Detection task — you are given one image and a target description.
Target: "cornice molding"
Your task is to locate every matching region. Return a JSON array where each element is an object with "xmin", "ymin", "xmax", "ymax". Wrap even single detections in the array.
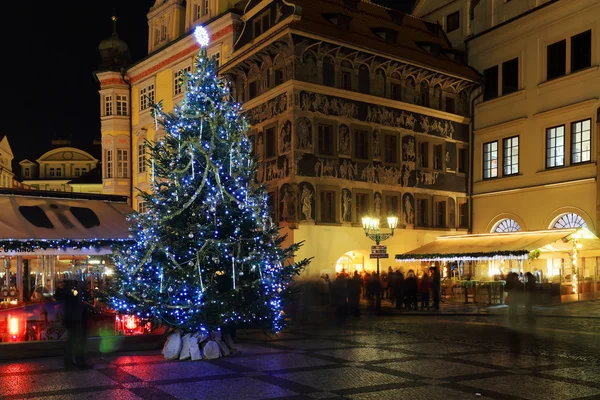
[
  {"xmin": 533, "ymin": 98, "xmax": 599, "ymax": 119},
  {"xmin": 474, "ymin": 117, "xmax": 527, "ymax": 135}
]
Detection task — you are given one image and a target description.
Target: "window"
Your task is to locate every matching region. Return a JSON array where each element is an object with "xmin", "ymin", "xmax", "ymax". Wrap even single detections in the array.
[
  {"xmin": 458, "ymin": 201, "xmax": 468, "ymax": 228},
  {"xmin": 445, "ymin": 97, "xmax": 455, "ymax": 114},
  {"xmin": 391, "ymin": 82, "xmax": 402, "ymax": 101},
  {"xmin": 174, "ymin": 66, "xmax": 191, "ymax": 96},
  {"xmin": 494, "ymin": 218, "xmax": 521, "ymax": 233},
  {"xmin": 104, "ymin": 95, "xmax": 113, "ymax": 116},
  {"xmin": 435, "ymin": 200, "xmax": 446, "ymax": 228},
  {"xmin": 74, "ymin": 168, "xmax": 81, "ymax": 177},
  {"xmin": 458, "ymin": 147, "xmax": 468, "ymax": 174},
  {"xmin": 106, "ymin": 150, "xmax": 113, "ymax": 178},
  {"xmin": 248, "ymin": 81, "xmax": 258, "ymax": 99},
  {"xmin": 154, "ymin": 25, "xmax": 167, "ymax": 45},
  {"xmin": 503, "ymin": 136, "xmax": 519, "ymax": 175},
  {"xmin": 547, "ymin": 39, "xmax": 566, "ymax": 80},
  {"xmin": 446, "ymin": 11, "xmax": 459, "ymax": 33},
  {"xmin": 502, "ymin": 58, "xmax": 518, "ymax": 95},
  {"xmin": 203, "ymin": 0, "xmax": 210, "ymax": 17},
  {"xmin": 24, "ymin": 169, "xmax": 30, "ymax": 178},
  {"xmin": 355, "ymin": 193, "xmax": 369, "ymax": 223},
  {"xmin": 483, "ymin": 141, "xmax": 498, "ymax": 179},
  {"xmin": 320, "ymin": 191, "xmax": 336, "ymax": 222},
  {"xmin": 116, "ymin": 95, "xmax": 128, "ymax": 116},
  {"xmin": 353, "ymin": 130, "xmax": 369, "ymax": 159},
  {"xmin": 274, "ymin": 64, "xmax": 284, "ymax": 86},
  {"xmin": 138, "ymin": 143, "xmax": 147, "ymax": 173},
  {"xmin": 571, "ymin": 30, "xmax": 592, "ymax": 73},
  {"xmin": 117, "ymin": 149, "xmax": 128, "ymax": 178},
  {"xmin": 385, "ymin": 195, "xmax": 399, "ymax": 217},
  {"xmin": 553, "ymin": 213, "xmax": 587, "ymax": 229},
  {"xmin": 140, "ymin": 84, "xmax": 155, "ymax": 111},
  {"xmin": 318, "ymin": 124, "xmax": 334, "ymax": 155},
  {"xmin": 358, "ymin": 65, "xmax": 370, "ymax": 94},
  {"xmin": 81, "ymin": 168, "xmax": 87, "ymax": 175},
  {"xmin": 433, "ymin": 144, "xmax": 443, "ymax": 170},
  {"xmin": 483, "ymin": 65, "xmax": 498, "ymax": 100},
  {"xmin": 416, "ymin": 198, "xmax": 429, "ymax": 227},
  {"xmin": 417, "ymin": 142, "xmax": 429, "ymax": 168},
  {"xmin": 194, "ymin": 3, "xmax": 202, "ymax": 20},
  {"xmin": 420, "ymin": 81, "xmax": 429, "ymax": 106},
  {"xmin": 254, "ymin": 11, "xmax": 270, "ymax": 37},
  {"xmin": 265, "ymin": 127, "xmax": 276, "ymax": 158},
  {"xmin": 138, "ymin": 201, "xmax": 148, "ymax": 214},
  {"xmin": 323, "ymin": 57, "xmax": 335, "ymax": 87},
  {"xmin": 572, "ymin": 119, "xmax": 591, "ymax": 164},
  {"xmin": 383, "ymin": 135, "xmax": 397, "ymax": 164},
  {"xmin": 546, "ymin": 125, "xmax": 565, "ymax": 168},
  {"xmin": 49, "ymin": 168, "xmax": 55, "ymax": 177},
  {"xmin": 340, "ymin": 61, "xmax": 353, "ymax": 90}
]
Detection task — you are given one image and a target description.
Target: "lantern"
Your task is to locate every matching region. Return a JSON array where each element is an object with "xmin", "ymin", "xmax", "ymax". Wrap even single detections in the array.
[
  {"xmin": 8, "ymin": 315, "xmax": 19, "ymax": 338},
  {"xmin": 124, "ymin": 315, "xmax": 137, "ymax": 331}
]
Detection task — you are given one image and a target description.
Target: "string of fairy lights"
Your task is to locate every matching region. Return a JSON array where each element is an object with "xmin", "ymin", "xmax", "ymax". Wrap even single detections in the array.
[{"xmin": 108, "ymin": 26, "xmax": 308, "ymax": 333}]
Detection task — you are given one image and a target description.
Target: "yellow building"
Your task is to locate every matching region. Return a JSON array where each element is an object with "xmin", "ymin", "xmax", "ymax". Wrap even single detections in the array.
[
  {"xmin": 0, "ymin": 134, "xmax": 15, "ymax": 188},
  {"xmin": 18, "ymin": 139, "xmax": 101, "ymax": 193},
  {"xmin": 414, "ymin": 0, "xmax": 600, "ymax": 288},
  {"xmin": 95, "ymin": 0, "xmax": 241, "ymax": 213},
  {"xmin": 96, "ymin": 0, "xmax": 480, "ymax": 278}
]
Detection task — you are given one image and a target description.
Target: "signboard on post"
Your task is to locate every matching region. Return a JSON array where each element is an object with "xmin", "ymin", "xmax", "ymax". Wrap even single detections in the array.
[{"xmin": 370, "ymin": 245, "xmax": 388, "ymax": 259}]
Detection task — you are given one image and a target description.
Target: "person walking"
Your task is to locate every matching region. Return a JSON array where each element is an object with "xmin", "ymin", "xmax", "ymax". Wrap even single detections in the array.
[
  {"xmin": 347, "ymin": 271, "xmax": 362, "ymax": 317},
  {"xmin": 505, "ymin": 272, "xmax": 520, "ymax": 324},
  {"xmin": 524, "ymin": 272, "xmax": 536, "ymax": 322},
  {"xmin": 419, "ymin": 271, "xmax": 431, "ymax": 311},
  {"xmin": 431, "ymin": 266, "xmax": 441, "ymax": 311},
  {"xmin": 404, "ymin": 270, "xmax": 418, "ymax": 310},
  {"xmin": 394, "ymin": 269, "xmax": 404, "ymax": 310},
  {"xmin": 54, "ymin": 279, "xmax": 93, "ymax": 370}
]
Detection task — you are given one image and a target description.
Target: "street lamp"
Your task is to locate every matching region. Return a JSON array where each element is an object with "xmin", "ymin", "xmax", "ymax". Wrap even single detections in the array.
[{"xmin": 362, "ymin": 214, "xmax": 399, "ymax": 310}]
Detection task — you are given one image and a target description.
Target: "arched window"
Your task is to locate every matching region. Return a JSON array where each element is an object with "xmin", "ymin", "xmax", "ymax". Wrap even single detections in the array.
[
  {"xmin": 322, "ymin": 56, "xmax": 335, "ymax": 87},
  {"xmin": 493, "ymin": 218, "xmax": 521, "ymax": 233},
  {"xmin": 391, "ymin": 72, "xmax": 402, "ymax": 100},
  {"xmin": 340, "ymin": 60, "xmax": 353, "ymax": 90},
  {"xmin": 374, "ymin": 69, "xmax": 386, "ymax": 97},
  {"xmin": 273, "ymin": 56, "xmax": 285, "ymax": 86},
  {"xmin": 420, "ymin": 81, "xmax": 430, "ymax": 106},
  {"xmin": 404, "ymin": 76, "xmax": 416, "ymax": 103},
  {"xmin": 358, "ymin": 64, "xmax": 370, "ymax": 94},
  {"xmin": 553, "ymin": 213, "xmax": 588, "ymax": 229}
]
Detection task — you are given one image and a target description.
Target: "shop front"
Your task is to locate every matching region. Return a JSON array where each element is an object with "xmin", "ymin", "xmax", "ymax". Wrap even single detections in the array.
[
  {"xmin": 0, "ymin": 191, "xmax": 140, "ymax": 343},
  {"xmin": 395, "ymin": 228, "xmax": 600, "ymax": 304}
]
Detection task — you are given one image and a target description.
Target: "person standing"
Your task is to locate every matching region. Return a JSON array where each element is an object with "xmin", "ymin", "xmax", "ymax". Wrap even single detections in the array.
[
  {"xmin": 524, "ymin": 272, "xmax": 536, "ymax": 322},
  {"xmin": 394, "ymin": 269, "xmax": 404, "ymax": 310},
  {"xmin": 431, "ymin": 266, "xmax": 441, "ymax": 311},
  {"xmin": 54, "ymin": 280, "xmax": 92, "ymax": 370},
  {"xmin": 404, "ymin": 270, "xmax": 418, "ymax": 310},
  {"xmin": 347, "ymin": 271, "xmax": 362, "ymax": 317},
  {"xmin": 419, "ymin": 271, "xmax": 431, "ymax": 311}
]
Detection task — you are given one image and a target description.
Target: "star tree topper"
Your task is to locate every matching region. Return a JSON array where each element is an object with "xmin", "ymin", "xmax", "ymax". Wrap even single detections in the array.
[{"xmin": 194, "ymin": 26, "xmax": 210, "ymax": 47}]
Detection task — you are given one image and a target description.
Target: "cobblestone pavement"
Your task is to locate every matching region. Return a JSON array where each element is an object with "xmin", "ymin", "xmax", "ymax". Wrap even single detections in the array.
[{"xmin": 3, "ymin": 306, "xmax": 600, "ymax": 400}]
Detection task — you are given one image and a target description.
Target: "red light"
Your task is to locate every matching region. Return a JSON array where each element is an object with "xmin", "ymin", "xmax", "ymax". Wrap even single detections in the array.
[
  {"xmin": 8, "ymin": 315, "xmax": 19, "ymax": 336},
  {"xmin": 124, "ymin": 315, "xmax": 137, "ymax": 330}
]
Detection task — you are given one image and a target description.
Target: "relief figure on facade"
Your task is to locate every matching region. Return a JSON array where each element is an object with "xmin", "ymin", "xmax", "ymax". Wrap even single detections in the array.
[
  {"xmin": 361, "ymin": 164, "xmax": 378, "ymax": 184},
  {"xmin": 281, "ymin": 185, "xmax": 297, "ymax": 221},
  {"xmin": 342, "ymin": 189, "xmax": 351, "ymax": 222},
  {"xmin": 280, "ymin": 120, "xmax": 292, "ymax": 153},
  {"xmin": 339, "ymin": 160, "xmax": 357, "ymax": 181},
  {"xmin": 315, "ymin": 158, "xmax": 337, "ymax": 178},
  {"xmin": 373, "ymin": 130, "xmax": 381, "ymax": 158},
  {"xmin": 377, "ymin": 165, "xmax": 401, "ymax": 185},
  {"xmin": 301, "ymin": 186, "xmax": 314, "ymax": 221},
  {"xmin": 339, "ymin": 125, "xmax": 350, "ymax": 155},
  {"xmin": 403, "ymin": 194, "xmax": 415, "ymax": 226},
  {"xmin": 296, "ymin": 117, "xmax": 312, "ymax": 151},
  {"xmin": 403, "ymin": 138, "xmax": 416, "ymax": 161},
  {"xmin": 374, "ymin": 193, "xmax": 382, "ymax": 217},
  {"xmin": 298, "ymin": 91, "xmax": 358, "ymax": 119},
  {"xmin": 256, "ymin": 134, "xmax": 264, "ymax": 160},
  {"xmin": 401, "ymin": 163, "xmax": 412, "ymax": 187},
  {"xmin": 419, "ymin": 170, "xmax": 439, "ymax": 185}
]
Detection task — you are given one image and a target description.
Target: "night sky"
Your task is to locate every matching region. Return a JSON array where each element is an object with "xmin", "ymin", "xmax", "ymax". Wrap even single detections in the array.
[{"xmin": 0, "ymin": 0, "xmax": 414, "ymax": 171}]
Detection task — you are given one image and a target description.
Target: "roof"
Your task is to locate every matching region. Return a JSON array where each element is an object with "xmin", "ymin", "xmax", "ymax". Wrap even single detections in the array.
[
  {"xmin": 67, "ymin": 167, "xmax": 102, "ymax": 185},
  {"xmin": 395, "ymin": 229, "xmax": 600, "ymax": 261},
  {"xmin": 0, "ymin": 192, "xmax": 133, "ymax": 253},
  {"xmin": 290, "ymin": 0, "xmax": 479, "ymax": 81}
]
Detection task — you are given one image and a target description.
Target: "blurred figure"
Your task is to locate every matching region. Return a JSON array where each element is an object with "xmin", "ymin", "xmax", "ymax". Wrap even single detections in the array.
[
  {"xmin": 331, "ymin": 274, "xmax": 348, "ymax": 323},
  {"xmin": 524, "ymin": 272, "xmax": 537, "ymax": 322},
  {"xmin": 380, "ymin": 272, "xmax": 389, "ymax": 299},
  {"xmin": 404, "ymin": 270, "xmax": 418, "ymax": 310},
  {"xmin": 394, "ymin": 269, "xmax": 404, "ymax": 310},
  {"xmin": 54, "ymin": 280, "xmax": 93, "ymax": 370},
  {"xmin": 431, "ymin": 266, "xmax": 441, "ymax": 311},
  {"xmin": 505, "ymin": 272, "xmax": 520, "ymax": 324},
  {"xmin": 419, "ymin": 271, "xmax": 431, "ymax": 311},
  {"xmin": 347, "ymin": 271, "xmax": 361, "ymax": 317}
]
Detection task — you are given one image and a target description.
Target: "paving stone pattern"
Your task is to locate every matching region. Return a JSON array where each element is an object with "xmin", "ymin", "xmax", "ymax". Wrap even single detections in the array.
[{"xmin": 2, "ymin": 327, "xmax": 600, "ymax": 400}]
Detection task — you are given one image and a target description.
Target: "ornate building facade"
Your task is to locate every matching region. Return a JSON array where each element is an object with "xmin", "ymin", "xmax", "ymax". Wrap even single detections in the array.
[
  {"xmin": 95, "ymin": 0, "xmax": 242, "ymax": 210},
  {"xmin": 0, "ymin": 134, "xmax": 15, "ymax": 188},
  {"xmin": 221, "ymin": 0, "xmax": 479, "ymax": 276}
]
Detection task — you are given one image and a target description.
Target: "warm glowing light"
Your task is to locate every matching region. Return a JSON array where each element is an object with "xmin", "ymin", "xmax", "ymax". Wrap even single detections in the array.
[
  {"xmin": 362, "ymin": 216, "xmax": 379, "ymax": 231},
  {"xmin": 387, "ymin": 216, "xmax": 398, "ymax": 230},
  {"xmin": 8, "ymin": 316, "xmax": 19, "ymax": 336},
  {"xmin": 194, "ymin": 26, "xmax": 210, "ymax": 47},
  {"xmin": 125, "ymin": 315, "xmax": 137, "ymax": 330},
  {"xmin": 104, "ymin": 267, "xmax": 114, "ymax": 276}
]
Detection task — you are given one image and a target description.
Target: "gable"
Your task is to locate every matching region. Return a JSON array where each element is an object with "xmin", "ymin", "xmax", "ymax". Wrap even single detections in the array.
[{"xmin": 38, "ymin": 148, "xmax": 97, "ymax": 163}]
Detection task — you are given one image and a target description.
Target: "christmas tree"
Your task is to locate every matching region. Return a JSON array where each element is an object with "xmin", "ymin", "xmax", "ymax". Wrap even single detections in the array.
[{"xmin": 109, "ymin": 27, "xmax": 309, "ymax": 334}]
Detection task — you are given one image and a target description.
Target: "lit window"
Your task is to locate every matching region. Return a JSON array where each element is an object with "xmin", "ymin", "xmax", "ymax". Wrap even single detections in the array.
[
  {"xmin": 117, "ymin": 149, "xmax": 128, "ymax": 178},
  {"xmin": 138, "ymin": 201, "xmax": 148, "ymax": 214},
  {"xmin": 503, "ymin": 136, "xmax": 519, "ymax": 175},
  {"xmin": 483, "ymin": 141, "xmax": 498, "ymax": 179},
  {"xmin": 494, "ymin": 218, "xmax": 521, "ymax": 233},
  {"xmin": 104, "ymin": 95, "xmax": 113, "ymax": 116},
  {"xmin": 140, "ymin": 84, "xmax": 155, "ymax": 111},
  {"xmin": 571, "ymin": 119, "xmax": 591, "ymax": 164},
  {"xmin": 138, "ymin": 143, "xmax": 147, "ymax": 173},
  {"xmin": 553, "ymin": 213, "xmax": 587, "ymax": 229},
  {"xmin": 174, "ymin": 66, "xmax": 191, "ymax": 96},
  {"xmin": 546, "ymin": 125, "xmax": 565, "ymax": 168},
  {"xmin": 106, "ymin": 150, "xmax": 113, "ymax": 178},
  {"xmin": 116, "ymin": 95, "xmax": 128, "ymax": 116}
]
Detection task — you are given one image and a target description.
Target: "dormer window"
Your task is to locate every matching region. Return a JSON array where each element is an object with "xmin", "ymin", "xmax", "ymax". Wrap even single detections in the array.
[
  {"xmin": 417, "ymin": 42, "xmax": 441, "ymax": 56},
  {"xmin": 372, "ymin": 28, "xmax": 398, "ymax": 45},
  {"xmin": 194, "ymin": 0, "xmax": 210, "ymax": 21},
  {"xmin": 254, "ymin": 10, "xmax": 271, "ymax": 38},
  {"xmin": 323, "ymin": 13, "xmax": 351, "ymax": 30},
  {"xmin": 154, "ymin": 25, "xmax": 168, "ymax": 45},
  {"xmin": 24, "ymin": 168, "xmax": 30, "ymax": 178}
]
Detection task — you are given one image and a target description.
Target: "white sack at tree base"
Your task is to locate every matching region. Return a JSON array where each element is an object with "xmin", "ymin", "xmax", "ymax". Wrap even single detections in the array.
[
  {"xmin": 163, "ymin": 331, "xmax": 183, "ymax": 360},
  {"xmin": 190, "ymin": 336, "xmax": 202, "ymax": 361},
  {"xmin": 179, "ymin": 333, "xmax": 192, "ymax": 360},
  {"xmin": 203, "ymin": 340, "xmax": 221, "ymax": 359},
  {"xmin": 223, "ymin": 333, "xmax": 236, "ymax": 352}
]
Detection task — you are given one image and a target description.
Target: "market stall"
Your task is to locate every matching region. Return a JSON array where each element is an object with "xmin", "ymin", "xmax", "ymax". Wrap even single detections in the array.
[
  {"xmin": 395, "ymin": 228, "xmax": 600, "ymax": 304},
  {"xmin": 0, "ymin": 190, "xmax": 136, "ymax": 342}
]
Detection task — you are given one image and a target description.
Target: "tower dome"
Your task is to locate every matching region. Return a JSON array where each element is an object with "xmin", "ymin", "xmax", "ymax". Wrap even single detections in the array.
[{"xmin": 98, "ymin": 14, "xmax": 131, "ymax": 71}]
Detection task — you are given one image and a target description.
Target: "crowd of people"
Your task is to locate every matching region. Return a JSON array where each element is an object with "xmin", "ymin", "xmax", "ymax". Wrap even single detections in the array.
[{"xmin": 321, "ymin": 266, "xmax": 442, "ymax": 321}]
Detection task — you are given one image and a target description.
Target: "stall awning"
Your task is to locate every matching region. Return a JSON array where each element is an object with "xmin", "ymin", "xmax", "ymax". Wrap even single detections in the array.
[
  {"xmin": 395, "ymin": 228, "xmax": 600, "ymax": 262},
  {"xmin": 0, "ymin": 193, "xmax": 134, "ymax": 253}
]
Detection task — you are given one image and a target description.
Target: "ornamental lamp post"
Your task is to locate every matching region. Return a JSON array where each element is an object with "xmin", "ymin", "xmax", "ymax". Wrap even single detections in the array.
[{"xmin": 361, "ymin": 214, "xmax": 399, "ymax": 310}]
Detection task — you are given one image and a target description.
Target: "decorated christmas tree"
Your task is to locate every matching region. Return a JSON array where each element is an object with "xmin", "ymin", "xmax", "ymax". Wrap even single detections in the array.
[{"xmin": 109, "ymin": 27, "xmax": 309, "ymax": 335}]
